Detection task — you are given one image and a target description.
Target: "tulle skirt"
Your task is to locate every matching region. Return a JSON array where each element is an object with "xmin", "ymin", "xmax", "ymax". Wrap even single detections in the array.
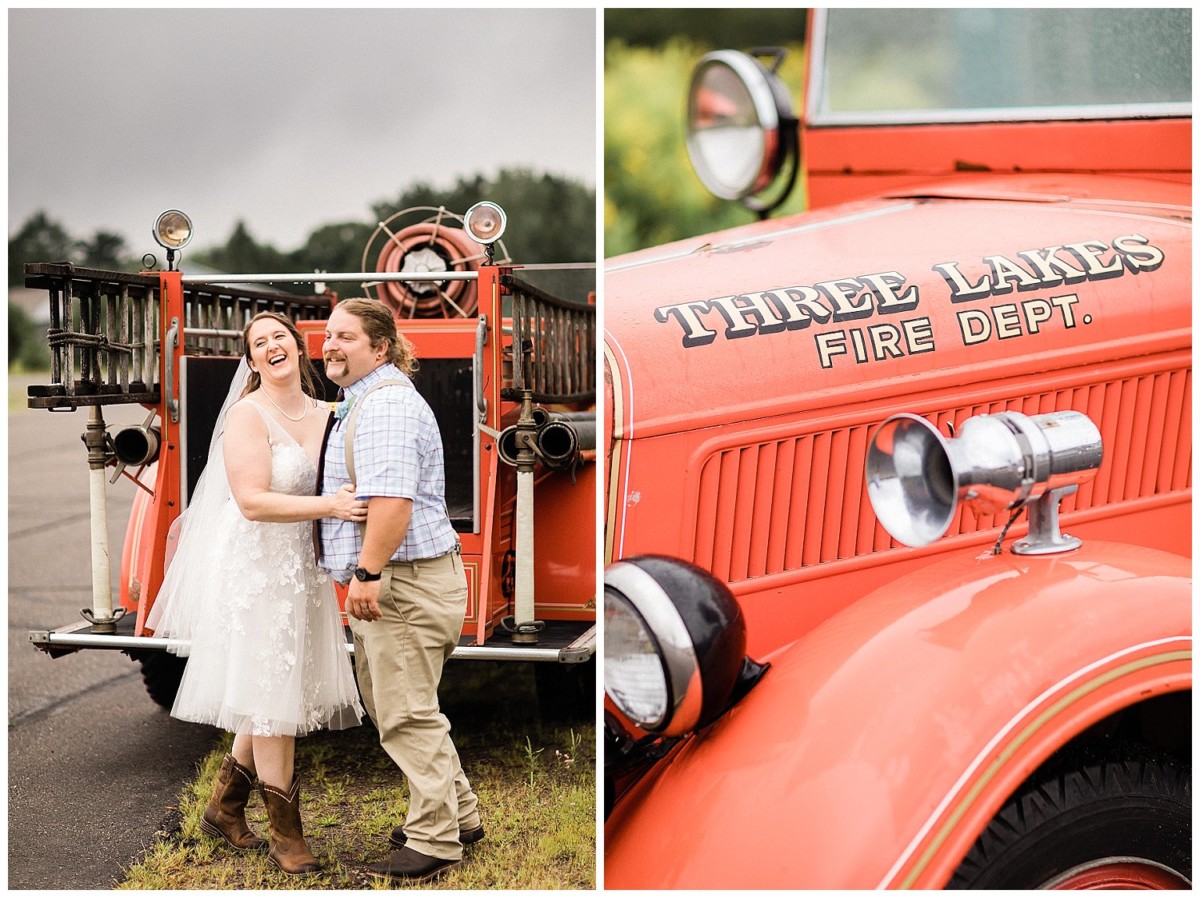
[{"xmin": 150, "ymin": 490, "xmax": 361, "ymax": 737}]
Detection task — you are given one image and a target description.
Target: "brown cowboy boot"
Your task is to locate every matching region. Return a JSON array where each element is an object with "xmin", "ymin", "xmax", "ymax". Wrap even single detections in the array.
[
  {"xmin": 259, "ymin": 775, "xmax": 321, "ymax": 875},
  {"xmin": 199, "ymin": 754, "xmax": 267, "ymax": 851},
  {"xmin": 366, "ymin": 846, "xmax": 461, "ymax": 883}
]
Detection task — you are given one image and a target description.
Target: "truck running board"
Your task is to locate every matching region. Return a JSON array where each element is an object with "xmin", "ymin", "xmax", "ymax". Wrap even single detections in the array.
[{"xmin": 30, "ymin": 618, "xmax": 595, "ymax": 664}]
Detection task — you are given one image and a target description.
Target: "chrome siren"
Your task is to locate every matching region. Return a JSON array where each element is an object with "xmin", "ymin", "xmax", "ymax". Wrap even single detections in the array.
[{"xmin": 866, "ymin": 410, "xmax": 1103, "ymax": 555}]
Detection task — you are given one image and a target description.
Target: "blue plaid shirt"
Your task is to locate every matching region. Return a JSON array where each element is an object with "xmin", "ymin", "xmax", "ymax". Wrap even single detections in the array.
[{"xmin": 319, "ymin": 363, "xmax": 458, "ymax": 582}]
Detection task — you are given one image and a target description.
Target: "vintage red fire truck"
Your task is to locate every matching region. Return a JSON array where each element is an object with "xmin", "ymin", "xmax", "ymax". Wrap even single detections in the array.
[
  {"xmin": 26, "ymin": 202, "xmax": 596, "ymax": 714},
  {"xmin": 603, "ymin": 9, "xmax": 1190, "ymax": 889}
]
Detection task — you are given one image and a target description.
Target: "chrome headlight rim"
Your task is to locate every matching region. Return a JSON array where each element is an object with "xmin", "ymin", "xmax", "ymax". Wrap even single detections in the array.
[
  {"xmin": 605, "ymin": 560, "xmax": 703, "ymax": 736},
  {"xmin": 152, "ymin": 209, "xmax": 193, "ymax": 251},
  {"xmin": 463, "ymin": 201, "xmax": 507, "ymax": 246},
  {"xmin": 686, "ymin": 49, "xmax": 788, "ymax": 202}
]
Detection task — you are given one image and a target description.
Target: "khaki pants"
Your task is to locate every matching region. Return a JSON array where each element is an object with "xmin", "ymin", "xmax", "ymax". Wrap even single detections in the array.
[{"xmin": 349, "ymin": 550, "xmax": 480, "ymax": 860}]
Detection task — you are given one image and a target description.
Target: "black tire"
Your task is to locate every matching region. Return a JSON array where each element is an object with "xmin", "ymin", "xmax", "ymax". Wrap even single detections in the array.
[
  {"xmin": 132, "ymin": 650, "xmax": 187, "ymax": 710},
  {"xmin": 949, "ymin": 741, "xmax": 1191, "ymax": 889}
]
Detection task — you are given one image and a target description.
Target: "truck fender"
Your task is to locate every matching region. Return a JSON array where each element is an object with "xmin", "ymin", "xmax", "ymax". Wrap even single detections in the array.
[
  {"xmin": 603, "ymin": 541, "xmax": 1190, "ymax": 890},
  {"xmin": 122, "ymin": 481, "xmax": 157, "ymax": 626}
]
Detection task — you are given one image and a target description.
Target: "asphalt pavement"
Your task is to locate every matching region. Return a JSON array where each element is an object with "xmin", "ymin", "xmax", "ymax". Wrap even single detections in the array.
[{"xmin": 8, "ymin": 376, "xmax": 219, "ymax": 889}]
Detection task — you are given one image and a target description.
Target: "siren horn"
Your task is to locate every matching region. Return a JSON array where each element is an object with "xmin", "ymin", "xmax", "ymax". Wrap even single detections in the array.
[{"xmin": 866, "ymin": 410, "xmax": 1103, "ymax": 553}]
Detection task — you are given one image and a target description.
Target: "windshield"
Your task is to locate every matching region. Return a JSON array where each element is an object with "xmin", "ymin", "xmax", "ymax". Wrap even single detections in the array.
[{"xmin": 810, "ymin": 8, "xmax": 1192, "ymax": 125}]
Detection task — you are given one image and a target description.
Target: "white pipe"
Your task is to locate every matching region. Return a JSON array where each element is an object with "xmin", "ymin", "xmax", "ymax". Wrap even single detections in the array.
[
  {"xmin": 180, "ymin": 271, "xmax": 478, "ymax": 285},
  {"xmin": 88, "ymin": 408, "xmax": 113, "ymax": 624},
  {"xmin": 515, "ymin": 467, "xmax": 535, "ymax": 626}
]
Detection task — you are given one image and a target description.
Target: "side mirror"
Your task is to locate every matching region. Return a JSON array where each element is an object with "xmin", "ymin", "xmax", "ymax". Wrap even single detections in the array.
[{"xmin": 685, "ymin": 49, "xmax": 799, "ymax": 217}]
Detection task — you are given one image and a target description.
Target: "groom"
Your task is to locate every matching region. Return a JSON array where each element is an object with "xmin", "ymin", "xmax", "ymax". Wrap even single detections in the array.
[{"xmin": 318, "ymin": 299, "xmax": 482, "ymax": 883}]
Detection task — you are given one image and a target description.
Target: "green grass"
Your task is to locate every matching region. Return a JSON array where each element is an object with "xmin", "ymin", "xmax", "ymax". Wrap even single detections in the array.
[{"xmin": 119, "ymin": 662, "xmax": 596, "ymax": 890}]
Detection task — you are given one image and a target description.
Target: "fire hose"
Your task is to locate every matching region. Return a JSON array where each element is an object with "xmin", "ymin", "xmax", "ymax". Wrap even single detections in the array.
[
  {"xmin": 373, "ymin": 222, "xmax": 483, "ymax": 318},
  {"xmin": 496, "ymin": 411, "xmax": 595, "ymax": 472}
]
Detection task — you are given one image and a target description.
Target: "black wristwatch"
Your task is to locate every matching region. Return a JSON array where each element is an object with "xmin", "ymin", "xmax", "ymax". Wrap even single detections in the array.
[{"xmin": 353, "ymin": 566, "xmax": 382, "ymax": 582}]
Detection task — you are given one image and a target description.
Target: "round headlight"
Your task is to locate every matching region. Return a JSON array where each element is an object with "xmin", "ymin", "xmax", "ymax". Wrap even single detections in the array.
[
  {"xmin": 604, "ymin": 590, "xmax": 675, "ymax": 731},
  {"xmin": 463, "ymin": 201, "xmax": 507, "ymax": 245},
  {"xmin": 153, "ymin": 210, "xmax": 193, "ymax": 250},
  {"xmin": 686, "ymin": 50, "xmax": 792, "ymax": 201},
  {"xmin": 604, "ymin": 555, "xmax": 764, "ymax": 737}
]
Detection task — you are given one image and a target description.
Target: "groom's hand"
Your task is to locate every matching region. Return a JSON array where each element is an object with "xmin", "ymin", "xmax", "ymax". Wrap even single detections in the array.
[{"xmin": 346, "ymin": 578, "xmax": 383, "ymax": 622}]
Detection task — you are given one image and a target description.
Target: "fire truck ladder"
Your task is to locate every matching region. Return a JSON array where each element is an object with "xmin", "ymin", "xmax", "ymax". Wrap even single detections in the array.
[{"xmin": 24, "ymin": 263, "xmax": 334, "ymax": 635}]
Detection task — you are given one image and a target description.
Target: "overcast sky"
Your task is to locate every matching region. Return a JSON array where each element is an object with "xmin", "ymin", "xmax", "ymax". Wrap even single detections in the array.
[{"xmin": 9, "ymin": 8, "xmax": 596, "ymax": 257}]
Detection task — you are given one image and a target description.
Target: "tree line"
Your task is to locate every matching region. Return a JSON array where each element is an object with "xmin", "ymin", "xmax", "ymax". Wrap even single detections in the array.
[
  {"xmin": 9, "ymin": 168, "xmax": 594, "ymax": 370},
  {"xmin": 9, "ymin": 168, "xmax": 594, "ymax": 286}
]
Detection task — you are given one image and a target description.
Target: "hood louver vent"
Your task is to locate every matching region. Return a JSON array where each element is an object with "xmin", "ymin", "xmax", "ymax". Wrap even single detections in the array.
[{"xmin": 693, "ymin": 368, "xmax": 1191, "ymax": 584}]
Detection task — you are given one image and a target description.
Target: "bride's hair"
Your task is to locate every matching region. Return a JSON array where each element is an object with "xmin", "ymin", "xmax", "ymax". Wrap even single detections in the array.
[{"xmin": 241, "ymin": 311, "xmax": 322, "ymax": 399}]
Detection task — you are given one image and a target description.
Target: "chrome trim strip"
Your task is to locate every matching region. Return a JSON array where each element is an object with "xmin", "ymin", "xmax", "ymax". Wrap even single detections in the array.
[
  {"xmin": 806, "ymin": 8, "xmax": 831, "ymax": 126},
  {"xmin": 606, "ymin": 203, "xmax": 914, "ymax": 273}
]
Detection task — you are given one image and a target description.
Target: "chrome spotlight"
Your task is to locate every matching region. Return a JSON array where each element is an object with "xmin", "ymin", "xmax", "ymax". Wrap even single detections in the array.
[
  {"xmin": 866, "ymin": 410, "xmax": 1103, "ymax": 555},
  {"xmin": 152, "ymin": 210, "xmax": 193, "ymax": 271},
  {"xmin": 153, "ymin": 210, "xmax": 192, "ymax": 250},
  {"xmin": 463, "ymin": 202, "xmax": 507, "ymax": 246},
  {"xmin": 686, "ymin": 49, "xmax": 799, "ymax": 215}
]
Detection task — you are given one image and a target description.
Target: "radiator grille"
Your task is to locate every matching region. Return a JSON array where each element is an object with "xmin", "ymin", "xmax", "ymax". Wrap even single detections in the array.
[{"xmin": 692, "ymin": 369, "xmax": 1192, "ymax": 584}]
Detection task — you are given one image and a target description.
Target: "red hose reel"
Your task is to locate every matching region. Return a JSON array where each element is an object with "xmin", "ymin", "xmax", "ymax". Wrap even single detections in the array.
[{"xmin": 364, "ymin": 207, "xmax": 509, "ymax": 319}]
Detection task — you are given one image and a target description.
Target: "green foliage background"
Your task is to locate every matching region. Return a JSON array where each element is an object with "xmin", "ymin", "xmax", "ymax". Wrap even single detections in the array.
[
  {"xmin": 606, "ymin": 8, "xmax": 808, "ymax": 49},
  {"xmin": 9, "ymin": 169, "xmax": 595, "ymax": 367},
  {"xmin": 604, "ymin": 13, "xmax": 808, "ymax": 258},
  {"xmin": 9, "ymin": 303, "xmax": 50, "ymax": 371},
  {"xmin": 8, "ymin": 169, "xmax": 593, "ymax": 286}
]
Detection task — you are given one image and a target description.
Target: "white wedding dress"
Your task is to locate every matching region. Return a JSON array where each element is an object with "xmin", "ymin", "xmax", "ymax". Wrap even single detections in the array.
[{"xmin": 148, "ymin": 396, "xmax": 362, "ymax": 737}]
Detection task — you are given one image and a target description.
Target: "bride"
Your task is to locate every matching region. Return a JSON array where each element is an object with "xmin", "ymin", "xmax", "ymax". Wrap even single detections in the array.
[{"xmin": 146, "ymin": 310, "xmax": 365, "ymax": 875}]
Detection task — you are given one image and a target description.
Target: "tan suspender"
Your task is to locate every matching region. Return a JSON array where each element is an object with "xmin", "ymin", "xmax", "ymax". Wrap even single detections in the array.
[
  {"xmin": 315, "ymin": 378, "xmax": 411, "ymax": 556},
  {"xmin": 342, "ymin": 379, "xmax": 410, "ymax": 485}
]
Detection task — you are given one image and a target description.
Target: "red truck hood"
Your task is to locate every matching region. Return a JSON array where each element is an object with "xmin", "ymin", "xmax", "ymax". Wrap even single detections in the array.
[{"xmin": 604, "ymin": 174, "xmax": 1191, "ymax": 440}]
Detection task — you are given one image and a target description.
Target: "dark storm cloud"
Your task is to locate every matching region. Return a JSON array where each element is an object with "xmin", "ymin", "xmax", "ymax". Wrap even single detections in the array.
[{"xmin": 9, "ymin": 8, "xmax": 596, "ymax": 253}]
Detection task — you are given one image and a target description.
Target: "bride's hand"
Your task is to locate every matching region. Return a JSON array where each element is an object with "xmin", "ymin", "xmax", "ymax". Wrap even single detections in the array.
[{"xmin": 330, "ymin": 483, "xmax": 368, "ymax": 522}]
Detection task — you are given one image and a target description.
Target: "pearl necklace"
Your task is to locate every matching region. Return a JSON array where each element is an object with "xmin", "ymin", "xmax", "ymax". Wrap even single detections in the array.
[{"xmin": 261, "ymin": 388, "xmax": 308, "ymax": 422}]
